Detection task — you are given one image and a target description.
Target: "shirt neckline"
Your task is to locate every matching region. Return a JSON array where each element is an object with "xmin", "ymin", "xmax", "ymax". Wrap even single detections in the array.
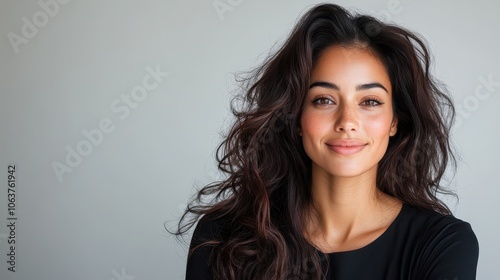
[{"xmin": 319, "ymin": 202, "xmax": 408, "ymax": 255}]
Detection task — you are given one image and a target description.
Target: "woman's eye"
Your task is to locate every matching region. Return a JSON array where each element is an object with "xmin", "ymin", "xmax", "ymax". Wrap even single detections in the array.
[
  {"xmin": 313, "ymin": 97, "xmax": 334, "ymax": 106},
  {"xmin": 361, "ymin": 99, "xmax": 383, "ymax": 107}
]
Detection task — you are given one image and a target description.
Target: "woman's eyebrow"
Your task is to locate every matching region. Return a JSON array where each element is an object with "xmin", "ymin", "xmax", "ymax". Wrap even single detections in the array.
[
  {"xmin": 356, "ymin": 82, "xmax": 389, "ymax": 93},
  {"xmin": 308, "ymin": 81, "xmax": 340, "ymax": 90},
  {"xmin": 309, "ymin": 81, "xmax": 388, "ymax": 93}
]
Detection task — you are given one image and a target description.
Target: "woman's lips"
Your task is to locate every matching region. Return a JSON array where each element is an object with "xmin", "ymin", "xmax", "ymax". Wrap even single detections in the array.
[{"xmin": 326, "ymin": 140, "xmax": 367, "ymax": 155}]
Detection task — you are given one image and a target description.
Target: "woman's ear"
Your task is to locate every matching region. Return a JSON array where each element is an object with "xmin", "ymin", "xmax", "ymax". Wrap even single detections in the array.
[{"xmin": 390, "ymin": 118, "xmax": 398, "ymax": 136}]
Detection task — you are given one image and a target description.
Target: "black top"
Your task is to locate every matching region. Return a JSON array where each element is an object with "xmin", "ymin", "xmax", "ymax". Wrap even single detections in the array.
[{"xmin": 186, "ymin": 203, "xmax": 479, "ymax": 279}]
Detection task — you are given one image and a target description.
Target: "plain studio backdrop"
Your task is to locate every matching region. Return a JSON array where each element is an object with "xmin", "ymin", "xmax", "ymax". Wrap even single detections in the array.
[{"xmin": 0, "ymin": 0, "xmax": 498, "ymax": 279}]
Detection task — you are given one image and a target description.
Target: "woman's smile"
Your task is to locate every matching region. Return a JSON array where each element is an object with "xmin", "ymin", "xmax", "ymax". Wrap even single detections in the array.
[{"xmin": 326, "ymin": 139, "xmax": 367, "ymax": 156}]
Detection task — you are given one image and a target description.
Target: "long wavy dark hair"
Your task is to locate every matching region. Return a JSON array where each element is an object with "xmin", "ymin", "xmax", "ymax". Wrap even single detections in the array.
[{"xmin": 173, "ymin": 3, "xmax": 456, "ymax": 279}]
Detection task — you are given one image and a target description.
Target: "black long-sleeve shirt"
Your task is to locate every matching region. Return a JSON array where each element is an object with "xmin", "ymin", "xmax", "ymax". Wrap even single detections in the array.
[{"xmin": 186, "ymin": 203, "xmax": 479, "ymax": 279}]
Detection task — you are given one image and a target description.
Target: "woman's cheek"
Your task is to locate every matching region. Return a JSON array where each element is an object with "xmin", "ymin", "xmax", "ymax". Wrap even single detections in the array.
[
  {"xmin": 362, "ymin": 112, "xmax": 393, "ymax": 138},
  {"xmin": 303, "ymin": 112, "xmax": 331, "ymax": 137}
]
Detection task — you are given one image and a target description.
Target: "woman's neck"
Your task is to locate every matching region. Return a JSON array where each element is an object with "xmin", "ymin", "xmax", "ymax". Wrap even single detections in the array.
[{"xmin": 305, "ymin": 163, "xmax": 402, "ymax": 252}]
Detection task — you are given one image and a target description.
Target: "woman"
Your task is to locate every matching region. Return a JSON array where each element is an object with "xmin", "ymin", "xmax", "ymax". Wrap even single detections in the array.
[{"xmin": 175, "ymin": 3, "xmax": 479, "ymax": 279}]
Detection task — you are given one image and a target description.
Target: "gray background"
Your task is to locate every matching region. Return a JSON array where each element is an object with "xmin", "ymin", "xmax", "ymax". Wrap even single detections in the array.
[{"xmin": 0, "ymin": 0, "xmax": 498, "ymax": 279}]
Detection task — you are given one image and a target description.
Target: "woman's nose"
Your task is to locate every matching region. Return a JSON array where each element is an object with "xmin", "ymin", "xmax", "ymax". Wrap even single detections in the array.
[{"xmin": 334, "ymin": 105, "xmax": 359, "ymax": 132}]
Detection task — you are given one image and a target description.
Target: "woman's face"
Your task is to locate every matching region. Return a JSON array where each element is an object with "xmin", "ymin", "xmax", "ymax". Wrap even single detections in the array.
[{"xmin": 300, "ymin": 45, "xmax": 397, "ymax": 179}]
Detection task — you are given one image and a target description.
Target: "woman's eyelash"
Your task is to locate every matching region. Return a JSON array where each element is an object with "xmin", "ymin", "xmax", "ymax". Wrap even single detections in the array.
[
  {"xmin": 312, "ymin": 95, "xmax": 334, "ymax": 105},
  {"xmin": 361, "ymin": 98, "xmax": 384, "ymax": 107}
]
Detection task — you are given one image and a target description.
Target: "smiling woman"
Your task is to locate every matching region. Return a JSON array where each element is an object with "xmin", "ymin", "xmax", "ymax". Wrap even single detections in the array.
[{"xmin": 173, "ymin": 3, "xmax": 479, "ymax": 280}]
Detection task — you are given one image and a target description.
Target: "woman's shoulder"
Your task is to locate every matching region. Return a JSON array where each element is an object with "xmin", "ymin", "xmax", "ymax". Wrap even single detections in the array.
[
  {"xmin": 186, "ymin": 213, "xmax": 230, "ymax": 280},
  {"xmin": 189, "ymin": 213, "xmax": 229, "ymax": 248},
  {"xmin": 402, "ymin": 203, "xmax": 477, "ymax": 237},
  {"xmin": 401, "ymin": 203, "xmax": 479, "ymax": 279}
]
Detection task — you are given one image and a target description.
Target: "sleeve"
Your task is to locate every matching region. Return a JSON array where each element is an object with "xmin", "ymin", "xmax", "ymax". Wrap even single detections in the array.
[
  {"xmin": 413, "ymin": 218, "xmax": 479, "ymax": 280},
  {"xmin": 185, "ymin": 215, "xmax": 216, "ymax": 280}
]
